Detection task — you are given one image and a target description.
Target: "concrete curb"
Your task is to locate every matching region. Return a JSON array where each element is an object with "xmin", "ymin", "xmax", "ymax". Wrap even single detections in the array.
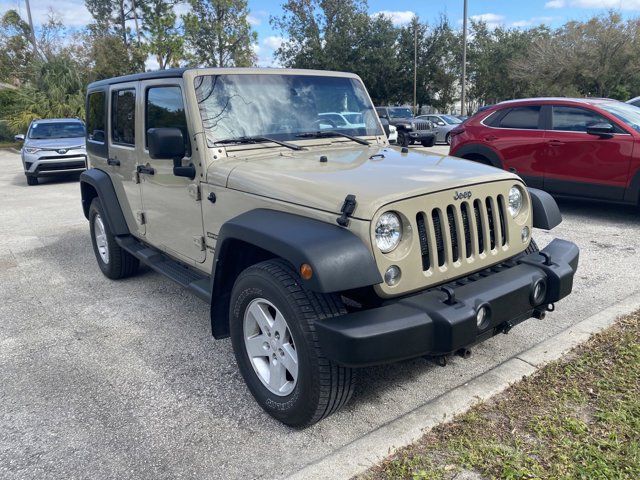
[{"xmin": 285, "ymin": 292, "xmax": 640, "ymax": 480}]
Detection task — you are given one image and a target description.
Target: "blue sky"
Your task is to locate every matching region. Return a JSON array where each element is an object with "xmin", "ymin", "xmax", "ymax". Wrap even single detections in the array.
[{"xmin": 2, "ymin": 0, "xmax": 640, "ymax": 67}]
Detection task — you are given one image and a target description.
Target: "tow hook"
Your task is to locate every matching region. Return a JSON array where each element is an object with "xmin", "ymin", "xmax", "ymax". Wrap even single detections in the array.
[
  {"xmin": 456, "ymin": 348, "xmax": 472, "ymax": 359},
  {"xmin": 427, "ymin": 348, "xmax": 471, "ymax": 367},
  {"xmin": 533, "ymin": 309, "xmax": 546, "ymax": 320},
  {"xmin": 501, "ymin": 321, "xmax": 514, "ymax": 334}
]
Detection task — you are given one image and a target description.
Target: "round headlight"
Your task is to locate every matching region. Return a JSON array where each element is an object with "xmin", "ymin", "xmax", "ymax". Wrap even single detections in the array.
[
  {"xmin": 375, "ymin": 212, "xmax": 402, "ymax": 253},
  {"xmin": 508, "ymin": 186, "xmax": 523, "ymax": 217}
]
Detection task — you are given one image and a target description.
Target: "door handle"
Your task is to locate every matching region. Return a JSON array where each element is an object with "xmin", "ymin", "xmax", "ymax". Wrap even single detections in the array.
[
  {"xmin": 107, "ymin": 158, "xmax": 120, "ymax": 166},
  {"xmin": 548, "ymin": 140, "xmax": 565, "ymax": 146},
  {"xmin": 136, "ymin": 164, "xmax": 155, "ymax": 175}
]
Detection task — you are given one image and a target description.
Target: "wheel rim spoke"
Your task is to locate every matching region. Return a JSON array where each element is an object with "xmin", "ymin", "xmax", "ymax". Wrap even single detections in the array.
[
  {"xmin": 269, "ymin": 358, "xmax": 287, "ymax": 392},
  {"xmin": 93, "ymin": 214, "xmax": 109, "ymax": 264},
  {"xmin": 248, "ymin": 302, "xmax": 272, "ymax": 334},
  {"xmin": 245, "ymin": 334, "xmax": 269, "ymax": 358},
  {"xmin": 280, "ymin": 343, "xmax": 298, "ymax": 379}
]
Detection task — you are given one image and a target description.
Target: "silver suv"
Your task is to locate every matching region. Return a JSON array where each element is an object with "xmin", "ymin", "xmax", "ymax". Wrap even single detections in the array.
[{"xmin": 15, "ymin": 118, "xmax": 87, "ymax": 185}]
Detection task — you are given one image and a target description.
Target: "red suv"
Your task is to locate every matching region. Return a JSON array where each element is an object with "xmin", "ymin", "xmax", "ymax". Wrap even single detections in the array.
[{"xmin": 450, "ymin": 98, "xmax": 640, "ymax": 205}]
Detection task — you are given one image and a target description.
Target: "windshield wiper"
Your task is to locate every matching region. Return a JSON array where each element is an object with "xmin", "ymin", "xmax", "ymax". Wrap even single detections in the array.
[
  {"xmin": 214, "ymin": 135, "xmax": 303, "ymax": 151},
  {"xmin": 295, "ymin": 130, "xmax": 370, "ymax": 146}
]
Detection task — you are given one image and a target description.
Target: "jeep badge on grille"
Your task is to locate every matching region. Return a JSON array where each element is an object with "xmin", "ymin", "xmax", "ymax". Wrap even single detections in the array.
[{"xmin": 453, "ymin": 190, "xmax": 472, "ymax": 200}]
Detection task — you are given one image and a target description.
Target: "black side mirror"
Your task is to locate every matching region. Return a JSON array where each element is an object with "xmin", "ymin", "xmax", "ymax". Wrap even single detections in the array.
[
  {"xmin": 147, "ymin": 127, "xmax": 194, "ymax": 179},
  {"xmin": 586, "ymin": 123, "xmax": 614, "ymax": 137}
]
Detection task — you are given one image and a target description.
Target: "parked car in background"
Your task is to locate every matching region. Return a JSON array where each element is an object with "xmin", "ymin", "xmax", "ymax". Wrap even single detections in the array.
[
  {"xmin": 626, "ymin": 96, "xmax": 640, "ymax": 108},
  {"xmin": 15, "ymin": 118, "xmax": 87, "ymax": 186},
  {"xmin": 375, "ymin": 106, "xmax": 436, "ymax": 147},
  {"xmin": 319, "ymin": 112, "xmax": 366, "ymax": 128},
  {"xmin": 455, "ymin": 115, "xmax": 469, "ymax": 122},
  {"xmin": 417, "ymin": 113, "xmax": 463, "ymax": 145},
  {"xmin": 450, "ymin": 97, "xmax": 640, "ymax": 205}
]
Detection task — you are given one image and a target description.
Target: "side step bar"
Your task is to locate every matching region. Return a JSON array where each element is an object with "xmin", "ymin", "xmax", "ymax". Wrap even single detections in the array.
[{"xmin": 115, "ymin": 235, "xmax": 212, "ymax": 303}]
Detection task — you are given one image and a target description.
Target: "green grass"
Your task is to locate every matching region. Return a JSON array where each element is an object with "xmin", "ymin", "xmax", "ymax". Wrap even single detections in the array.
[
  {"xmin": 0, "ymin": 141, "xmax": 19, "ymax": 150},
  {"xmin": 360, "ymin": 311, "xmax": 640, "ymax": 480}
]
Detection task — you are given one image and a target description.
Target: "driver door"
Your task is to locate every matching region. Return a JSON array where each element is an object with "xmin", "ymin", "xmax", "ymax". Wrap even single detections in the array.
[{"xmin": 138, "ymin": 79, "xmax": 206, "ymax": 264}]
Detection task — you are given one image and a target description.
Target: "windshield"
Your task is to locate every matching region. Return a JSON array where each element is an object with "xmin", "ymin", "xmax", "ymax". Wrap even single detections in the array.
[
  {"xmin": 194, "ymin": 74, "xmax": 382, "ymax": 145},
  {"xmin": 599, "ymin": 102, "xmax": 640, "ymax": 133},
  {"xmin": 441, "ymin": 115, "xmax": 462, "ymax": 125},
  {"xmin": 28, "ymin": 122, "xmax": 85, "ymax": 139},
  {"xmin": 388, "ymin": 107, "xmax": 413, "ymax": 119}
]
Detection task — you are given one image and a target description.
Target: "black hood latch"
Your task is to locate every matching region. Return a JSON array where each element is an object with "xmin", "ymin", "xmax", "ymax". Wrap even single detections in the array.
[{"xmin": 336, "ymin": 194, "xmax": 357, "ymax": 227}]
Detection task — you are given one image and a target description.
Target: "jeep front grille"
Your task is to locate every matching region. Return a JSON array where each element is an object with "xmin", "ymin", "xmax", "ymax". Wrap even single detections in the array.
[
  {"xmin": 416, "ymin": 195, "xmax": 508, "ymax": 272},
  {"xmin": 413, "ymin": 121, "xmax": 431, "ymax": 131}
]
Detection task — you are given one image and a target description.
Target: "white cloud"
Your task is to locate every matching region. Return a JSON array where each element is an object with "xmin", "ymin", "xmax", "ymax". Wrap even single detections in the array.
[
  {"xmin": 511, "ymin": 16, "xmax": 556, "ymax": 27},
  {"xmin": 262, "ymin": 35, "xmax": 284, "ymax": 51},
  {"xmin": 247, "ymin": 14, "xmax": 261, "ymax": 26},
  {"xmin": 547, "ymin": 0, "xmax": 640, "ymax": 8},
  {"xmin": 3, "ymin": 0, "xmax": 93, "ymax": 28},
  {"xmin": 372, "ymin": 10, "xmax": 415, "ymax": 27},
  {"xmin": 469, "ymin": 13, "xmax": 505, "ymax": 29}
]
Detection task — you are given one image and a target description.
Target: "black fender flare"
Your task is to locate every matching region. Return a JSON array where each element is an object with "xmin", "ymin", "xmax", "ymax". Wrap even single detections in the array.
[
  {"xmin": 79, "ymin": 168, "xmax": 130, "ymax": 235},
  {"xmin": 528, "ymin": 188, "xmax": 562, "ymax": 230},
  {"xmin": 451, "ymin": 143, "xmax": 504, "ymax": 169},
  {"xmin": 209, "ymin": 209, "xmax": 382, "ymax": 337}
]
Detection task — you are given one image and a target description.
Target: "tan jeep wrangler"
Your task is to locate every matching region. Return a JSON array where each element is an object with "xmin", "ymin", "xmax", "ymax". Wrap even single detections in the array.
[{"xmin": 80, "ymin": 68, "xmax": 579, "ymax": 427}]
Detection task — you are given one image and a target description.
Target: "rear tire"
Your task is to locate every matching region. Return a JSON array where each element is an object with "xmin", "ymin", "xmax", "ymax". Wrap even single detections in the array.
[
  {"xmin": 230, "ymin": 259, "xmax": 356, "ymax": 427},
  {"xmin": 89, "ymin": 198, "xmax": 139, "ymax": 279},
  {"xmin": 26, "ymin": 175, "xmax": 38, "ymax": 186}
]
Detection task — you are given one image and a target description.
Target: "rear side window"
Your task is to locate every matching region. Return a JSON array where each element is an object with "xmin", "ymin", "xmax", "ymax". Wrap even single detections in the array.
[
  {"xmin": 552, "ymin": 106, "xmax": 610, "ymax": 132},
  {"xmin": 497, "ymin": 106, "xmax": 540, "ymax": 130},
  {"xmin": 145, "ymin": 86, "xmax": 190, "ymax": 155},
  {"xmin": 87, "ymin": 92, "xmax": 106, "ymax": 143},
  {"xmin": 111, "ymin": 89, "xmax": 136, "ymax": 146}
]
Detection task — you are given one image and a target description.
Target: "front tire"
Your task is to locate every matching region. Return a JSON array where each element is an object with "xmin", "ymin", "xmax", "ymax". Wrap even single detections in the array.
[
  {"xmin": 230, "ymin": 259, "xmax": 356, "ymax": 427},
  {"xmin": 421, "ymin": 136, "xmax": 436, "ymax": 147},
  {"xmin": 445, "ymin": 132, "xmax": 452, "ymax": 145},
  {"xmin": 26, "ymin": 175, "xmax": 38, "ymax": 186},
  {"xmin": 397, "ymin": 131, "xmax": 409, "ymax": 147},
  {"xmin": 89, "ymin": 198, "xmax": 139, "ymax": 279}
]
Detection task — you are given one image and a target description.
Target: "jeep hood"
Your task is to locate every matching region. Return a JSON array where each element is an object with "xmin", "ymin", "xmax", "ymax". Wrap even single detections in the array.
[{"xmin": 221, "ymin": 146, "xmax": 518, "ymax": 220}]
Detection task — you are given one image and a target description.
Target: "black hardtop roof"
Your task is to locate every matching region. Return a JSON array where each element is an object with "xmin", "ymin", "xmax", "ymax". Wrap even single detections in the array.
[{"xmin": 87, "ymin": 68, "xmax": 187, "ymax": 90}]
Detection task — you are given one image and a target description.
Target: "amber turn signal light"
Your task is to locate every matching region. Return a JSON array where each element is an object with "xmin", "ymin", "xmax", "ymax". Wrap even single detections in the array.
[{"xmin": 300, "ymin": 263, "xmax": 313, "ymax": 280}]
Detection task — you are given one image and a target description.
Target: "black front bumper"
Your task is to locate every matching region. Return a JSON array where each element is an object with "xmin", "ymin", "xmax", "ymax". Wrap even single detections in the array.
[
  {"xmin": 408, "ymin": 131, "xmax": 436, "ymax": 141},
  {"xmin": 316, "ymin": 239, "xmax": 579, "ymax": 367}
]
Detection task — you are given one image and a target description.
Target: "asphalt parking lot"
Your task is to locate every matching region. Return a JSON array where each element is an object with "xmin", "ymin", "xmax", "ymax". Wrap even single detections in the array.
[{"xmin": 1, "ymin": 146, "xmax": 640, "ymax": 480}]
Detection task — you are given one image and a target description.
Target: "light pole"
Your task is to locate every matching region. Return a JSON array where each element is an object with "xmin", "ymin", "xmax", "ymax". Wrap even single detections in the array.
[
  {"xmin": 24, "ymin": 0, "xmax": 40, "ymax": 58},
  {"xmin": 413, "ymin": 20, "xmax": 417, "ymax": 116},
  {"xmin": 461, "ymin": 0, "xmax": 468, "ymax": 116}
]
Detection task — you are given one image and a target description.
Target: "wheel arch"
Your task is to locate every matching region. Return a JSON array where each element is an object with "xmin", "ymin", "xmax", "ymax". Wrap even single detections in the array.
[
  {"xmin": 452, "ymin": 143, "xmax": 504, "ymax": 169},
  {"xmin": 209, "ymin": 209, "xmax": 382, "ymax": 338},
  {"xmin": 80, "ymin": 168, "xmax": 129, "ymax": 235},
  {"xmin": 623, "ymin": 166, "xmax": 640, "ymax": 205}
]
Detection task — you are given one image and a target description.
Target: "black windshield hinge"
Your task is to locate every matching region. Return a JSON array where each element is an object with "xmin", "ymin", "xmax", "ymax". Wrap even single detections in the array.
[{"xmin": 336, "ymin": 194, "xmax": 357, "ymax": 227}]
